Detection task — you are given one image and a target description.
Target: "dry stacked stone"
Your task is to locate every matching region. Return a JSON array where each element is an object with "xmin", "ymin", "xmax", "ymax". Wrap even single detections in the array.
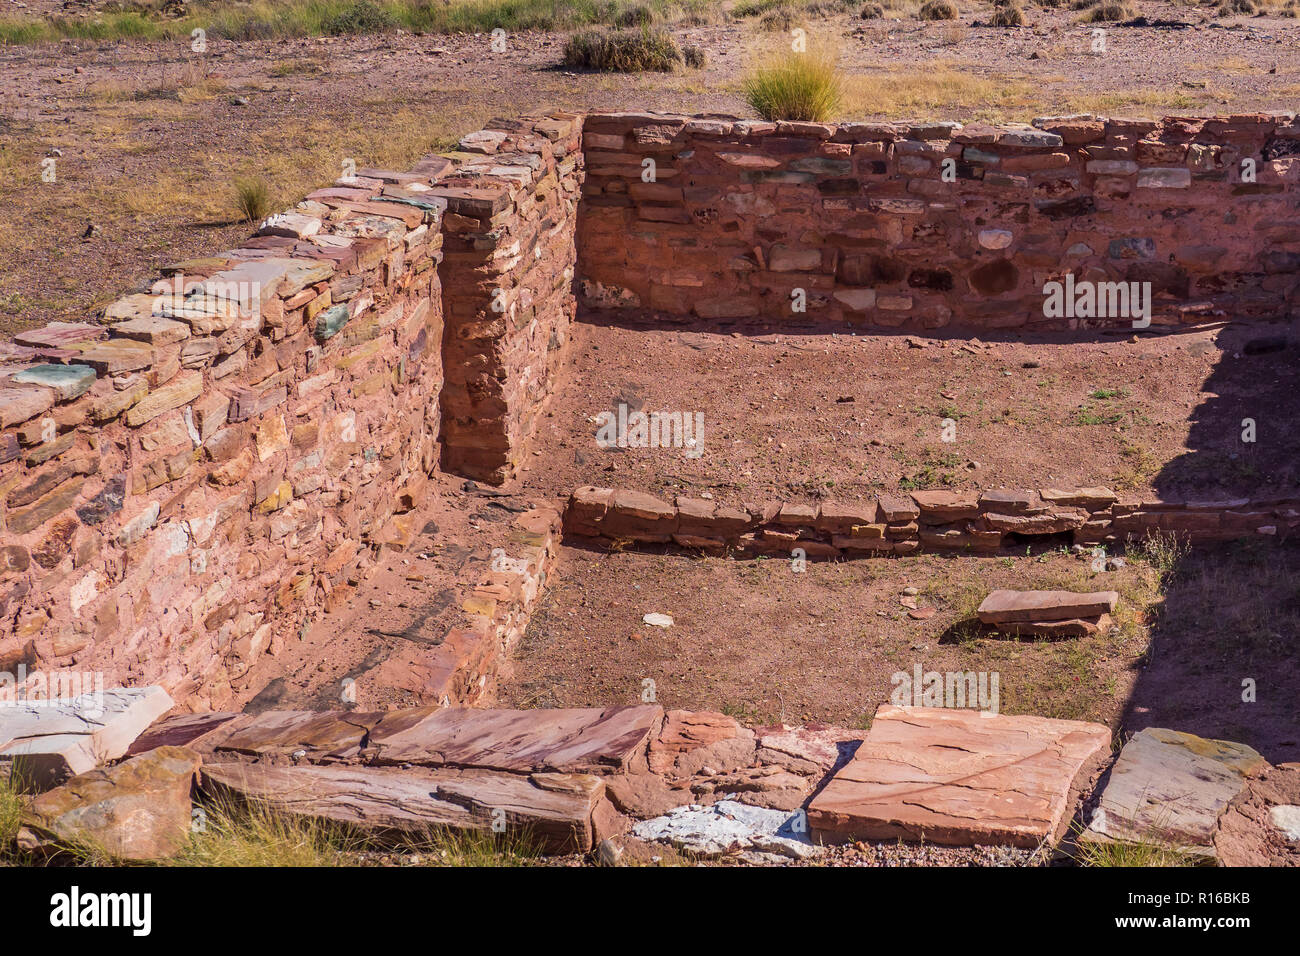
[
  {"xmin": 0, "ymin": 113, "xmax": 582, "ymax": 709},
  {"xmin": 578, "ymin": 112, "xmax": 1300, "ymax": 328}
]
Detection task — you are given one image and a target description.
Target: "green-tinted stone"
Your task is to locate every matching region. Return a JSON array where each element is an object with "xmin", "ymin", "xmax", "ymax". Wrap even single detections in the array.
[
  {"xmin": 314, "ymin": 304, "xmax": 351, "ymax": 341},
  {"xmin": 11, "ymin": 364, "xmax": 96, "ymax": 401}
]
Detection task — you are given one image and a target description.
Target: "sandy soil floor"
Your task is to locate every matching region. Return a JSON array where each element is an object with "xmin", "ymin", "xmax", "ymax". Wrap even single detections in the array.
[
  {"xmin": 502, "ymin": 535, "xmax": 1300, "ymax": 763},
  {"xmin": 512, "ymin": 314, "xmax": 1300, "ymax": 502}
]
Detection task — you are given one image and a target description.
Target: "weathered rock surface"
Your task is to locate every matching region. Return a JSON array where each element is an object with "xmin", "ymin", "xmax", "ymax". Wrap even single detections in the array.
[
  {"xmin": 0, "ymin": 687, "xmax": 174, "ymax": 790},
  {"xmin": 17, "ymin": 746, "xmax": 200, "ymax": 860},
  {"xmin": 977, "ymin": 589, "xmax": 1118, "ymax": 624},
  {"xmin": 201, "ymin": 761, "xmax": 607, "ymax": 853},
  {"xmin": 1082, "ymin": 728, "xmax": 1266, "ymax": 857},
  {"xmin": 631, "ymin": 799, "xmax": 819, "ymax": 861},
  {"xmin": 365, "ymin": 704, "xmax": 663, "ymax": 774},
  {"xmin": 754, "ymin": 723, "xmax": 863, "ymax": 777},
  {"xmin": 807, "ymin": 705, "xmax": 1110, "ymax": 847},
  {"xmin": 648, "ymin": 710, "xmax": 755, "ymax": 778}
]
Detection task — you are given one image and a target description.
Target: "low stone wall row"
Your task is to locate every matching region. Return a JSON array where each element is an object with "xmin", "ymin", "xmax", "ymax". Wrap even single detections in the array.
[
  {"xmin": 0, "ymin": 113, "xmax": 581, "ymax": 708},
  {"xmin": 565, "ymin": 486, "xmax": 1300, "ymax": 556},
  {"xmin": 578, "ymin": 111, "xmax": 1300, "ymax": 329}
]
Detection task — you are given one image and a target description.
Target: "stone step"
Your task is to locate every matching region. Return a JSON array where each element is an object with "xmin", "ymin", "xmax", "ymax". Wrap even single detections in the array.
[
  {"xmin": 201, "ymin": 761, "xmax": 610, "ymax": 854},
  {"xmin": 133, "ymin": 704, "xmax": 665, "ymax": 775},
  {"xmin": 976, "ymin": 589, "xmax": 1119, "ymax": 624},
  {"xmin": 807, "ymin": 704, "xmax": 1110, "ymax": 848}
]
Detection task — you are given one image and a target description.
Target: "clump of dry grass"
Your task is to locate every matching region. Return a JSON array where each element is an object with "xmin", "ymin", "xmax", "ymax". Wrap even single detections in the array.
[
  {"xmin": 233, "ymin": 175, "xmax": 273, "ymax": 223},
  {"xmin": 990, "ymin": 2, "xmax": 1027, "ymax": 23},
  {"xmin": 1080, "ymin": 0, "xmax": 1135, "ymax": 19},
  {"xmin": 743, "ymin": 49, "xmax": 844, "ymax": 121},
  {"xmin": 861, "ymin": 1, "xmax": 885, "ymax": 15},
  {"xmin": 562, "ymin": 27, "xmax": 702, "ymax": 72},
  {"xmin": 1216, "ymin": 0, "xmax": 1258, "ymax": 12},
  {"xmin": 919, "ymin": 0, "xmax": 960, "ymax": 17}
]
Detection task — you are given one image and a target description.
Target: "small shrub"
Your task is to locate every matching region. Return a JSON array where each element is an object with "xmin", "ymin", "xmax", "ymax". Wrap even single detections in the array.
[
  {"xmin": 743, "ymin": 50, "xmax": 843, "ymax": 121},
  {"xmin": 990, "ymin": 2, "xmax": 1026, "ymax": 22},
  {"xmin": 861, "ymin": 2, "xmax": 885, "ymax": 16},
  {"xmin": 562, "ymin": 28, "xmax": 688, "ymax": 72},
  {"xmin": 1282, "ymin": 0, "xmax": 1300, "ymax": 16},
  {"xmin": 1081, "ymin": 0, "xmax": 1134, "ymax": 18},
  {"xmin": 683, "ymin": 44, "xmax": 707, "ymax": 68},
  {"xmin": 233, "ymin": 176, "xmax": 273, "ymax": 224},
  {"xmin": 760, "ymin": 6, "xmax": 798, "ymax": 30},
  {"xmin": 321, "ymin": 0, "xmax": 395, "ymax": 36},
  {"xmin": 919, "ymin": 0, "xmax": 959, "ymax": 19},
  {"xmin": 615, "ymin": 4, "xmax": 655, "ymax": 27},
  {"xmin": 1215, "ymin": 0, "xmax": 1257, "ymax": 12},
  {"xmin": 1069, "ymin": 0, "xmax": 1098, "ymax": 9}
]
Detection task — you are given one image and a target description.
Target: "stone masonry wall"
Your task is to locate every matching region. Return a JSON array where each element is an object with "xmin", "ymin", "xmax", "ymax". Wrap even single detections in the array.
[
  {"xmin": 577, "ymin": 112, "xmax": 1300, "ymax": 329},
  {"xmin": 567, "ymin": 486, "xmax": 1299, "ymax": 556},
  {"xmin": 437, "ymin": 114, "xmax": 583, "ymax": 484},
  {"xmin": 0, "ymin": 112, "xmax": 582, "ymax": 710}
]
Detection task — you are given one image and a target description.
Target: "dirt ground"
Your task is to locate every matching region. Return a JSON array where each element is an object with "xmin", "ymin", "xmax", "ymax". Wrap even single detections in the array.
[
  {"xmin": 501, "ymin": 535, "xmax": 1300, "ymax": 764},
  {"xmin": 2, "ymin": 2, "xmax": 1299, "ymax": 335},
  {"xmin": 512, "ymin": 314, "xmax": 1300, "ymax": 502}
]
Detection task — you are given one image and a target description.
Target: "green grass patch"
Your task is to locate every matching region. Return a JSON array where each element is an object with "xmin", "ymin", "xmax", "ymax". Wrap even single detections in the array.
[{"xmin": 743, "ymin": 50, "xmax": 843, "ymax": 121}]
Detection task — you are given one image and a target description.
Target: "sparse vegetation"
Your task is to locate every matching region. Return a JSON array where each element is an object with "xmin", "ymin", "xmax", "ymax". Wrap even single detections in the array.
[
  {"xmin": 861, "ymin": 1, "xmax": 885, "ymax": 15},
  {"xmin": 990, "ymin": 2, "xmax": 1027, "ymax": 23},
  {"xmin": 743, "ymin": 49, "xmax": 844, "ymax": 120},
  {"xmin": 233, "ymin": 175, "xmax": 273, "ymax": 224},
  {"xmin": 1080, "ymin": 0, "xmax": 1135, "ymax": 19},
  {"xmin": 1216, "ymin": 0, "xmax": 1258, "ymax": 13},
  {"xmin": 919, "ymin": 0, "xmax": 960, "ymax": 19},
  {"xmin": 562, "ymin": 27, "xmax": 702, "ymax": 72}
]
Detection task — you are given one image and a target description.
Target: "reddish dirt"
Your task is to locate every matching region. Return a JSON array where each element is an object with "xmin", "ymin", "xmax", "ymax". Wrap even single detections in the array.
[
  {"xmin": 511, "ymin": 313, "xmax": 1300, "ymax": 504},
  {"xmin": 3, "ymin": 4, "xmax": 1299, "ymax": 334},
  {"xmin": 501, "ymin": 541, "xmax": 1156, "ymax": 727}
]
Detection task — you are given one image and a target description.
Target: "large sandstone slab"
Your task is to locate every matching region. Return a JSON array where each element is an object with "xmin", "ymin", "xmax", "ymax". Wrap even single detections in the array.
[
  {"xmin": 366, "ymin": 705, "xmax": 663, "ymax": 774},
  {"xmin": 17, "ymin": 746, "xmax": 200, "ymax": 861},
  {"xmin": 201, "ymin": 761, "xmax": 604, "ymax": 853},
  {"xmin": 1081, "ymin": 728, "xmax": 1266, "ymax": 858},
  {"xmin": 213, "ymin": 709, "xmax": 383, "ymax": 761},
  {"xmin": 977, "ymin": 589, "xmax": 1118, "ymax": 624},
  {"xmin": 807, "ymin": 705, "xmax": 1110, "ymax": 847},
  {"xmin": 0, "ymin": 687, "xmax": 174, "ymax": 790}
]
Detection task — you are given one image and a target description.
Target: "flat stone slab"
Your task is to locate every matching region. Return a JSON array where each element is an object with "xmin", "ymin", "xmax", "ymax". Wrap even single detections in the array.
[
  {"xmin": 807, "ymin": 705, "xmax": 1110, "ymax": 847},
  {"xmin": 1081, "ymin": 728, "xmax": 1266, "ymax": 857},
  {"xmin": 977, "ymin": 589, "xmax": 1118, "ymax": 624},
  {"xmin": 631, "ymin": 799, "xmax": 819, "ymax": 861},
  {"xmin": 366, "ymin": 705, "xmax": 663, "ymax": 774},
  {"xmin": 201, "ymin": 762, "xmax": 604, "ymax": 853},
  {"xmin": 0, "ymin": 687, "xmax": 174, "ymax": 790},
  {"xmin": 213, "ymin": 710, "xmax": 383, "ymax": 761}
]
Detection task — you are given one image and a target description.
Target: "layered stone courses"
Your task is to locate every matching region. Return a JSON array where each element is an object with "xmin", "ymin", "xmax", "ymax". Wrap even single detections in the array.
[
  {"xmin": 565, "ymin": 486, "xmax": 1298, "ymax": 555},
  {"xmin": 0, "ymin": 114, "xmax": 581, "ymax": 710},
  {"xmin": 578, "ymin": 111, "xmax": 1300, "ymax": 328}
]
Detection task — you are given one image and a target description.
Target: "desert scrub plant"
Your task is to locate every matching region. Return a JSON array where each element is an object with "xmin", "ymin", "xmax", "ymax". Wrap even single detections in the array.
[
  {"xmin": 743, "ymin": 50, "xmax": 843, "ymax": 121},
  {"xmin": 1216, "ymin": 0, "xmax": 1259, "ymax": 11},
  {"xmin": 760, "ymin": 5, "xmax": 799, "ymax": 29},
  {"xmin": 321, "ymin": 0, "xmax": 395, "ymax": 35},
  {"xmin": 861, "ymin": 1, "xmax": 885, "ymax": 15},
  {"xmin": 919, "ymin": 0, "xmax": 959, "ymax": 17},
  {"xmin": 233, "ymin": 176, "xmax": 273, "ymax": 224},
  {"xmin": 989, "ymin": 2, "xmax": 1026, "ymax": 22},
  {"xmin": 1080, "ymin": 0, "xmax": 1134, "ymax": 18},
  {"xmin": 562, "ymin": 27, "xmax": 696, "ymax": 72},
  {"xmin": 615, "ymin": 3, "xmax": 656, "ymax": 26}
]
